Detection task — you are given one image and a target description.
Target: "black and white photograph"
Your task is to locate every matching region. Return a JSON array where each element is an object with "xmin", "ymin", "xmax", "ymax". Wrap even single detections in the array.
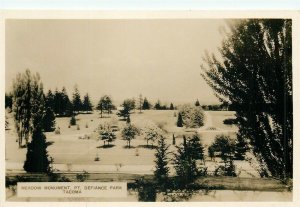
[{"xmin": 3, "ymin": 12, "xmax": 296, "ymax": 203}]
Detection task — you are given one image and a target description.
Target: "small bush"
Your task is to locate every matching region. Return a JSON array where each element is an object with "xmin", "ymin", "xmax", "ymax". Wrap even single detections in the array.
[
  {"xmin": 85, "ymin": 123, "xmax": 88, "ymax": 128},
  {"xmin": 70, "ymin": 116, "xmax": 76, "ymax": 126},
  {"xmin": 55, "ymin": 127, "xmax": 60, "ymax": 134},
  {"xmin": 76, "ymin": 171, "xmax": 89, "ymax": 182},
  {"xmin": 77, "ymin": 125, "xmax": 80, "ymax": 130},
  {"xmin": 94, "ymin": 154, "xmax": 100, "ymax": 161}
]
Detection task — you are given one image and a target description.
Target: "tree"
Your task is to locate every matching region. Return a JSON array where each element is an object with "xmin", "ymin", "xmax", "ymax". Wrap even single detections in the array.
[
  {"xmin": 23, "ymin": 73, "xmax": 51, "ymax": 173},
  {"xmin": 70, "ymin": 115, "xmax": 76, "ymax": 126},
  {"xmin": 154, "ymin": 100, "xmax": 161, "ymax": 110},
  {"xmin": 117, "ymin": 99, "xmax": 135, "ymax": 120},
  {"xmin": 201, "ymin": 19, "xmax": 292, "ymax": 179},
  {"xmin": 72, "ymin": 85, "xmax": 82, "ymax": 114},
  {"xmin": 82, "ymin": 93, "xmax": 93, "ymax": 112},
  {"xmin": 42, "ymin": 107, "xmax": 56, "ymax": 132},
  {"xmin": 178, "ymin": 104, "xmax": 204, "ymax": 128},
  {"xmin": 12, "ymin": 69, "xmax": 44, "ymax": 147},
  {"xmin": 138, "ymin": 94, "xmax": 143, "ymax": 113},
  {"xmin": 211, "ymin": 135, "xmax": 235, "ymax": 161},
  {"xmin": 186, "ymin": 133, "xmax": 204, "ymax": 161},
  {"xmin": 5, "ymin": 93, "xmax": 13, "ymax": 109},
  {"xmin": 173, "ymin": 142, "xmax": 197, "ymax": 185},
  {"xmin": 45, "ymin": 90, "xmax": 55, "ymax": 111},
  {"xmin": 97, "ymin": 95, "xmax": 113, "ymax": 117},
  {"xmin": 98, "ymin": 123, "xmax": 116, "ymax": 146},
  {"xmin": 154, "ymin": 135, "xmax": 170, "ymax": 184},
  {"xmin": 176, "ymin": 113, "xmax": 183, "ymax": 127},
  {"xmin": 61, "ymin": 87, "xmax": 73, "ymax": 116},
  {"xmin": 170, "ymin": 103, "xmax": 174, "ymax": 110},
  {"xmin": 195, "ymin": 99, "xmax": 200, "ymax": 107},
  {"xmin": 121, "ymin": 124, "xmax": 140, "ymax": 148},
  {"xmin": 234, "ymin": 135, "xmax": 249, "ymax": 160},
  {"xmin": 143, "ymin": 123, "xmax": 163, "ymax": 148},
  {"xmin": 142, "ymin": 98, "xmax": 151, "ymax": 110}
]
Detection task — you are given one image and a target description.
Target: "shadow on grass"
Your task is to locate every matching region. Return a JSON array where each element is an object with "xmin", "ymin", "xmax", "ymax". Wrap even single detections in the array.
[
  {"xmin": 46, "ymin": 141, "xmax": 55, "ymax": 147},
  {"xmin": 97, "ymin": 144, "xmax": 115, "ymax": 149},
  {"xmin": 123, "ymin": 146, "xmax": 136, "ymax": 149},
  {"xmin": 137, "ymin": 144, "xmax": 157, "ymax": 149}
]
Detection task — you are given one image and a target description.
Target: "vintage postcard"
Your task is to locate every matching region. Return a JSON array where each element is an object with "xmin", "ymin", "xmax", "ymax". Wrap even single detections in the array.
[{"xmin": 1, "ymin": 10, "xmax": 299, "ymax": 206}]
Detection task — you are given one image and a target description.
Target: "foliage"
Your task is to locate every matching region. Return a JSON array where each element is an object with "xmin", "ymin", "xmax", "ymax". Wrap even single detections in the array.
[
  {"xmin": 97, "ymin": 95, "xmax": 113, "ymax": 117},
  {"xmin": 121, "ymin": 123, "xmax": 140, "ymax": 148},
  {"xmin": 138, "ymin": 94, "xmax": 143, "ymax": 113},
  {"xmin": 12, "ymin": 69, "xmax": 45, "ymax": 147},
  {"xmin": 76, "ymin": 171, "xmax": 89, "ymax": 182},
  {"xmin": 234, "ymin": 135, "xmax": 249, "ymax": 160},
  {"xmin": 23, "ymin": 79, "xmax": 51, "ymax": 172},
  {"xmin": 42, "ymin": 107, "xmax": 56, "ymax": 132},
  {"xmin": 51, "ymin": 87, "xmax": 73, "ymax": 117},
  {"xmin": 170, "ymin": 103, "xmax": 174, "ymax": 110},
  {"xmin": 142, "ymin": 97, "xmax": 151, "ymax": 110},
  {"xmin": 70, "ymin": 115, "xmax": 76, "ymax": 126},
  {"xmin": 195, "ymin": 99, "xmax": 200, "ymax": 107},
  {"xmin": 117, "ymin": 99, "xmax": 135, "ymax": 120},
  {"xmin": 98, "ymin": 123, "xmax": 116, "ymax": 146},
  {"xmin": 176, "ymin": 113, "xmax": 183, "ymax": 127},
  {"xmin": 210, "ymin": 135, "xmax": 235, "ymax": 161},
  {"xmin": 201, "ymin": 19, "xmax": 292, "ymax": 178},
  {"xmin": 82, "ymin": 93, "xmax": 93, "ymax": 112},
  {"xmin": 143, "ymin": 122, "xmax": 163, "ymax": 147},
  {"xmin": 5, "ymin": 93, "xmax": 13, "ymax": 109},
  {"xmin": 178, "ymin": 104, "xmax": 204, "ymax": 128},
  {"xmin": 72, "ymin": 85, "xmax": 82, "ymax": 113},
  {"xmin": 154, "ymin": 135, "xmax": 170, "ymax": 183}
]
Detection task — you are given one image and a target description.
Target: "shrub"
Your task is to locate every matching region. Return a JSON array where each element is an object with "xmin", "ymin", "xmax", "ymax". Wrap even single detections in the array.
[
  {"xmin": 178, "ymin": 104, "xmax": 204, "ymax": 128},
  {"xmin": 55, "ymin": 127, "xmax": 61, "ymax": 134},
  {"xmin": 70, "ymin": 115, "xmax": 76, "ymax": 126}
]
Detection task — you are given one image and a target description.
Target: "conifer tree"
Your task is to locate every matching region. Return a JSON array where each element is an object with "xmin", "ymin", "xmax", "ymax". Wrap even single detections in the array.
[
  {"xmin": 82, "ymin": 93, "xmax": 93, "ymax": 112},
  {"xmin": 142, "ymin": 98, "xmax": 151, "ymax": 110},
  {"xmin": 177, "ymin": 113, "xmax": 183, "ymax": 127},
  {"xmin": 170, "ymin": 103, "xmax": 174, "ymax": 110},
  {"xmin": 195, "ymin": 99, "xmax": 200, "ymax": 107},
  {"xmin": 72, "ymin": 85, "xmax": 82, "ymax": 114},
  {"xmin": 42, "ymin": 107, "xmax": 56, "ymax": 132},
  {"xmin": 23, "ymin": 76, "xmax": 51, "ymax": 173},
  {"xmin": 154, "ymin": 135, "xmax": 170, "ymax": 183}
]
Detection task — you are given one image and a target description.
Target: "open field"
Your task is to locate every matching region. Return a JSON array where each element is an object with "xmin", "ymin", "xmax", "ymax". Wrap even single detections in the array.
[{"xmin": 6, "ymin": 110, "xmax": 258, "ymax": 177}]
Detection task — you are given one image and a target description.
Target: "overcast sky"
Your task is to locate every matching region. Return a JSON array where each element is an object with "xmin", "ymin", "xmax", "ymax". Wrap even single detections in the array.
[{"xmin": 6, "ymin": 19, "xmax": 227, "ymax": 105}]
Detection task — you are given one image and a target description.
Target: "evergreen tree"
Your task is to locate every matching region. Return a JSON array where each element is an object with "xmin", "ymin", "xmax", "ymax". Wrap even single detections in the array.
[
  {"xmin": 154, "ymin": 135, "xmax": 170, "ymax": 184},
  {"xmin": 97, "ymin": 95, "xmax": 113, "ymax": 117},
  {"xmin": 82, "ymin": 93, "xmax": 93, "ymax": 112},
  {"xmin": 173, "ymin": 142, "xmax": 197, "ymax": 185},
  {"xmin": 195, "ymin": 99, "xmax": 200, "ymax": 107},
  {"xmin": 201, "ymin": 19, "xmax": 292, "ymax": 179},
  {"xmin": 72, "ymin": 85, "xmax": 82, "ymax": 114},
  {"xmin": 45, "ymin": 90, "xmax": 55, "ymax": 111},
  {"xmin": 70, "ymin": 115, "xmax": 76, "ymax": 126},
  {"xmin": 142, "ymin": 98, "xmax": 151, "ymax": 110},
  {"xmin": 98, "ymin": 123, "xmax": 116, "ymax": 146},
  {"xmin": 42, "ymin": 107, "xmax": 56, "ymax": 132},
  {"xmin": 117, "ymin": 99, "xmax": 134, "ymax": 120},
  {"xmin": 138, "ymin": 94, "xmax": 143, "ymax": 113},
  {"xmin": 235, "ymin": 135, "xmax": 248, "ymax": 160},
  {"xmin": 170, "ymin": 103, "xmax": 174, "ymax": 110},
  {"xmin": 23, "ymin": 75, "xmax": 51, "ymax": 173},
  {"xmin": 154, "ymin": 100, "xmax": 161, "ymax": 110},
  {"xmin": 5, "ymin": 93, "xmax": 13, "ymax": 109},
  {"xmin": 187, "ymin": 133, "xmax": 204, "ymax": 160},
  {"xmin": 177, "ymin": 113, "xmax": 183, "ymax": 127},
  {"xmin": 61, "ymin": 87, "xmax": 73, "ymax": 116},
  {"xmin": 53, "ymin": 88, "xmax": 63, "ymax": 115}
]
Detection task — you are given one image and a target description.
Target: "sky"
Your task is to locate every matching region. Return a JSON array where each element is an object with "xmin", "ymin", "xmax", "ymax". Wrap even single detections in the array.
[{"xmin": 5, "ymin": 19, "xmax": 227, "ymax": 106}]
